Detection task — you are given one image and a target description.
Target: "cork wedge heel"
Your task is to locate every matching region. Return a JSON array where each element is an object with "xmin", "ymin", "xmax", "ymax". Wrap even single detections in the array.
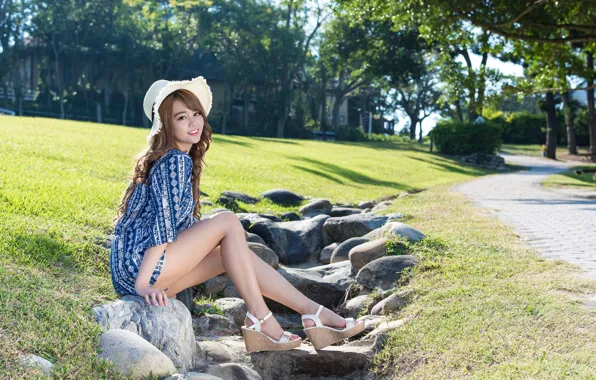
[
  {"xmin": 302, "ymin": 304, "xmax": 365, "ymax": 350},
  {"xmin": 241, "ymin": 310, "xmax": 302, "ymax": 353}
]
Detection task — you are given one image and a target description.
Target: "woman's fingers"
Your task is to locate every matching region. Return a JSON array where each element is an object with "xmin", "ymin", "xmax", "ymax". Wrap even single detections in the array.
[
  {"xmin": 145, "ymin": 294, "xmax": 150, "ymax": 305},
  {"xmin": 151, "ymin": 292, "xmax": 158, "ymax": 306}
]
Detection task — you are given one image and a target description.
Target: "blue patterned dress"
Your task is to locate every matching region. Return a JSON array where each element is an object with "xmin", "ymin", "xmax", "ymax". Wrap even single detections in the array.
[{"xmin": 110, "ymin": 148, "xmax": 197, "ymax": 296}]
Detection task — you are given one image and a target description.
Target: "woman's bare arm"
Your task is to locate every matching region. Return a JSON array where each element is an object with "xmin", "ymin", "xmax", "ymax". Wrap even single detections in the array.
[{"xmin": 135, "ymin": 243, "xmax": 168, "ymax": 291}]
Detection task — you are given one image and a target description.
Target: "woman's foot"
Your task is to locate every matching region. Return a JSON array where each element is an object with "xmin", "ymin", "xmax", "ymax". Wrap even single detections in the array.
[
  {"xmin": 301, "ymin": 304, "xmax": 348, "ymax": 329},
  {"xmin": 244, "ymin": 312, "xmax": 301, "ymax": 342}
]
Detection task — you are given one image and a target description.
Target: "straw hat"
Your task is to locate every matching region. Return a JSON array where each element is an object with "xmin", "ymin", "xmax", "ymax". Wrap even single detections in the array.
[{"xmin": 143, "ymin": 76, "xmax": 213, "ymax": 141}]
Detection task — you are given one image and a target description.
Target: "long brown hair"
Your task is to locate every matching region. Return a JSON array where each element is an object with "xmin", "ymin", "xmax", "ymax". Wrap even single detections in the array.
[{"xmin": 112, "ymin": 88, "xmax": 212, "ymax": 228}]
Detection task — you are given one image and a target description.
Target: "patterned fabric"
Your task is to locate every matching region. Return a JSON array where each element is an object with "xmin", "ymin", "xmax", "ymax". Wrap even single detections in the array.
[{"xmin": 110, "ymin": 148, "xmax": 196, "ymax": 296}]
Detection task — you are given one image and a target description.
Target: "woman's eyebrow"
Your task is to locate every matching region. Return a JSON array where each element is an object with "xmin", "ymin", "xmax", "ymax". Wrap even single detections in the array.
[{"xmin": 174, "ymin": 111, "xmax": 186, "ymax": 117}]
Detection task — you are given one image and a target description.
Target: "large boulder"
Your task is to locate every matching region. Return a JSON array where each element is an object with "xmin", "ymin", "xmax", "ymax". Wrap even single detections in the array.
[
  {"xmin": 330, "ymin": 237, "xmax": 370, "ymax": 264},
  {"xmin": 261, "ymin": 188, "xmax": 305, "ymax": 206},
  {"xmin": 221, "ymin": 191, "xmax": 260, "ymax": 204},
  {"xmin": 245, "ymin": 231, "xmax": 266, "ymax": 245},
  {"xmin": 280, "ymin": 211, "xmax": 301, "ymax": 221},
  {"xmin": 97, "ymin": 329, "xmax": 177, "ymax": 378},
  {"xmin": 357, "ymin": 201, "xmax": 375, "ymax": 209},
  {"xmin": 371, "ymin": 201, "xmax": 392, "ymax": 212},
  {"xmin": 356, "ymin": 256, "xmax": 419, "ymax": 291},
  {"xmin": 248, "ymin": 214, "xmax": 329, "ymax": 264},
  {"xmin": 196, "ymin": 341, "xmax": 234, "ymax": 365},
  {"xmin": 200, "ymin": 275, "xmax": 230, "ymax": 296},
  {"xmin": 322, "ymin": 213, "xmax": 388, "ymax": 245},
  {"xmin": 349, "ymin": 237, "xmax": 389, "ymax": 271},
  {"xmin": 342, "ymin": 295, "xmax": 370, "ymax": 319},
  {"xmin": 247, "ymin": 242, "xmax": 279, "ymax": 268},
  {"xmin": 193, "ymin": 314, "xmax": 239, "ymax": 338},
  {"xmin": 250, "ymin": 344, "xmax": 372, "ymax": 379},
  {"xmin": 379, "ymin": 222, "xmax": 426, "ymax": 242},
  {"xmin": 319, "ymin": 242, "xmax": 338, "ymax": 264},
  {"xmin": 214, "ymin": 297, "xmax": 247, "ymax": 327},
  {"xmin": 329, "ymin": 207, "xmax": 363, "ymax": 217},
  {"xmin": 277, "ymin": 261, "xmax": 354, "ymax": 308},
  {"xmin": 92, "ymin": 296, "xmax": 198, "ymax": 371},
  {"xmin": 206, "ymin": 363, "xmax": 261, "ymax": 380},
  {"xmin": 298, "ymin": 199, "xmax": 333, "ymax": 218}
]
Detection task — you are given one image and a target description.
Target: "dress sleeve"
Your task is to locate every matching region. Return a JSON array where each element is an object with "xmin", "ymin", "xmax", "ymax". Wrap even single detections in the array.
[{"xmin": 148, "ymin": 153, "xmax": 194, "ymax": 247}]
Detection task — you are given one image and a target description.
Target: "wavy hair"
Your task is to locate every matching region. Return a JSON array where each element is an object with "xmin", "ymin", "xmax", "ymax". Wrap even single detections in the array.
[{"xmin": 112, "ymin": 88, "xmax": 212, "ymax": 228}]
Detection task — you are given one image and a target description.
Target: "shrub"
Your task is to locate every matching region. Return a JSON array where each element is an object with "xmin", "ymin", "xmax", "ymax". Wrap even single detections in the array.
[{"xmin": 431, "ymin": 119, "xmax": 503, "ymax": 155}]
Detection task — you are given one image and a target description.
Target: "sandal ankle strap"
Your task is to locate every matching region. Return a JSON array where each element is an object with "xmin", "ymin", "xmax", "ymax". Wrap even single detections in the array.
[
  {"xmin": 301, "ymin": 304, "xmax": 324, "ymax": 327},
  {"xmin": 246, "ymin": 310, "xmax": 273, "ymax": 333}
]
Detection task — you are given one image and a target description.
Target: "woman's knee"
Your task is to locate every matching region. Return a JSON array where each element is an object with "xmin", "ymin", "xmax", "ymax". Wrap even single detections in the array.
[{"xmin": 213, "ymin": 211, "xmax": 244, "ymax": 233}]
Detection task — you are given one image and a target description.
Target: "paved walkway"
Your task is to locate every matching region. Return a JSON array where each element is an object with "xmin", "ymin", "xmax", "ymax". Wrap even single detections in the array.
[{"xmin": 453, "ymin": 153, "xmax": 596, "ymax": 280}]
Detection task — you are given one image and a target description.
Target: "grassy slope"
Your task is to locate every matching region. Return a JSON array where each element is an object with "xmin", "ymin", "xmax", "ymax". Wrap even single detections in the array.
[
  {"xmin": 0, "ymin": 116, "xmax": 488, "ymax": 377},
  {"xmin": 542, "ymin": 166, "xmax": 596, "ymax": 190}
]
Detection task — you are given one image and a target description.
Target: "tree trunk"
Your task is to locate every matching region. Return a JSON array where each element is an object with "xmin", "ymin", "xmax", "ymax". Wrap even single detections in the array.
[
  {"xmin": 242, "ymin": 89, "xmax": 250, "ymax": 134},
  {"xmin": 561, "ymin": 91, "xmax": 577, "ymax": 155},
  {"xmin": 51, "ymin": 33, "xmax": 65, "ymax": 119},
  {"xmin": 96, "ymin": 102, "xmax": 102, "ymax": 123},
  {"xmin": 320, "ymin": 64, "xmax": 327, "ymax": 134},
  {"xmin": 276, "ymin": 86, "xmax": 290, "ymax": 138},
  {"xmin": 331, "ymin": 93, "xmax": 343, "ymax": 133},
  {"xmin": 408, "ymin": 114, "xmax": 419, "ymax": 140},
  {"xmin": 454, "ymin": 98, "xmax": 463, "ymax": 121},
  {"xmin": 418, "ymin": 120, "xmax": 424, "ymax": 143},
  {"xmin": 122, "ymin": 89, "xmax": 128, "ymax": 126},
  {"xmin": 545, "ymin": 91, "xmax": 558, "ymax": 159},
  {"xmin": 587, "ymin": 51, "xmax": 596, "ymax": 160}
]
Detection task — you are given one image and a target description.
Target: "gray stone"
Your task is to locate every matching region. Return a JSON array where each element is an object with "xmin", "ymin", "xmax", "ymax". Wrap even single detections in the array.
[
  {"xmin": 330, "ymin": 237, "xmax": 370, "ymax": 264},
  {"xmin": 299, "ymin": 198, "xmax": 333, "ymax": 218},
  {"xmin": 245, "ymin": 231, "xmax": 266, "ymax": 245},
  {"xmin": 348, "ymin": 319, "xmax": 405, "ymax": 352},
  {"xmin": 349, "ymin": 237, "xmax": 389, "ymax": 271},
  {"xmin": 357, "ymin": 201, "xmax": 376, "ymax": 209},
  {"xmin": 330, "ymin": 207, "xmax": 364, "ymax": 217},
  {"xmin": 247, "ymin": 242, "xmax": 279, "ymax": 268},
  {"xmin": 250, "ymin": 344, "xmax": 372, "ymax": 379},
  {"xmin": 216, "ymin": 195, "xmax": 239, "ymax": 209},
  {"xmin": 322, "ymin": 213, "xmax": 388, "ymax": 245},
  {"xmin": 222, "ymin": 285, "xmax": 241, "ymax": 298},
  {"xmin": 371, "ymin": 290, "xmax": 411, "ymax": 315},
  {"xmin": 221, "ymin": 191, "xmax": 260, "ymax": 204},
  {"xmin": 360, "ymin": 208, "xmax": 372, "ymax": 213},
  {"xmin": 280, "ymin": 211, "xmax": 301, "ymax": 221},
  {"xmin": 206, "ymin": 363, "xmax": 261, "ymax": 380},
  {"xmin": 248, "ymin": 214, "xmax": 329, "ymax": 264},
  {"xmin": 196, "ymin": 341, "xmax": 233, "ymax": 364},
  {"xmin": 371, "ymin": 201, "xmax": 392, "ymax": 212},
  {"xmin": 278, "ymin": 261, "xmax": 354, "ymax": 308},
  {"xmin": 384, "ymin": 212, "xmax": 403, "ymax": 221},
  {"xmin": 92, "ymin": 297, "xmax": 197, "ymax": 371},
  {"xmin": 356, "ymin": 256, "xmax": 419, "ymax": 291},
  {"xmin": 97, "ymin": 329, "xmax": 177, "ymax": 378},
  {"xmin": 379, "ymin": 222, "xmax": 426, "ymax": 242},
  {"xmin": 19, "ymin": 354, "xmax": 53, "ymax": 376},
  {"xmin": 214, "ymin": 297, "xmax": 247, "ymax": 327},
  {"xmin": 362, "ymin": 227, "xmax": 382, "ymax": 239},
  {"xmin": 103, "ymin": 234, "xmax": 114, "ymax": 249},
  {"xmin": 165, "ymin": 373, "xmax": 223, "ymax": 380},
  {"xmin": 201, "ymin": 275, "xmax": 230, "ymax": 295},
  {"xmin": 261, "ymin": 188, "xmax": 305, "ymax": 206},
  {"xmin": 342, "ymin": 295, "xmax": 369, "ymax": 319},
  {"xmin": 193, "ymin": 314, "xmax": 239, "ymax": 338},
  {"xmin": 319, "ymin": 242, "xmax": 338, "ymax": 264},
  {"xmin": 200, "ymin": 200, "xmax": 214, "ymax": 206}
]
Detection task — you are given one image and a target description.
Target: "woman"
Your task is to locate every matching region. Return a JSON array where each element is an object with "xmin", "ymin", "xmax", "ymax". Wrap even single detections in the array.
[{"xmin": 110, "ymin": 76, "xmax": 364, "ymax": 353}]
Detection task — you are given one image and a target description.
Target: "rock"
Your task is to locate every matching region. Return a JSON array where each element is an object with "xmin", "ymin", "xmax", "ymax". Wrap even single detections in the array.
[
  {"xmin": 196, "ymin": 341, "xmax": 233, "ymax": 364},
  {"xmin": 319, "ymin": 242, "xmax": 338, "ymax": 264},
  {"xmin": 221, "ymin": 191, "xmax": 260, "ymax": 204},
  {"xmin": 250, "ymin": 344, "xmax": 372, "ymax": 379},
  {"xmin": 92, "ymin": 296, "xmax": 197, "ymax": 371},
  {"xmin": 200, "ymin": 200, "xmax": 214, "ymax": 206},
  {"xmin": 342, "ymin": 295, "xmax": 369, "ymax": 319},
  {"xmin": 298, "ymin": 199, "xmax": 333, "ymax": 218},
  {"xmin": 360, "ymin": 208, "xmax": 371, "ymax": 213},
  {"xmin": 371, "ymin": 201, "xmax": 392, "ymax": 212},
  {"xmin": 280, "ymin": 211, "xmax": 301, "ymax": 221},
  {"xmin": 248, "ymin": 214, "xmax": 329, "ymax": 264},
  {"xmin": 97, "ymin": 329, "xmax": 177, "ymax": 378},
  {"xmin": 222, "ymin": 285, "xmax": 241, "ymax": 298},
  {"xmin": 216, "ymin": 195, "xmax": 239, "ymax": 209},
  {"xmin": 201, "ymin": 275, "xmax": 230, "ymax": 295},
  {"xmin": 19, "ymin": 354, "xmax": 53, "ymax": 376},
  {"xmin": 237, "ymin": 213, "xmax": 271, "ymax": 231},
  {"xmin": 247, "ymin": 242, "xmax": 279, "ymax": 268},
  {"xmin": 371, "ymin": 290, "xmax": 411, "ymax": 315},
  {"xmin": 384, "ymin": 212, "xmax": 403, "ymax": 221},
  {"xmin": 193, "ymin": 314, "xmax": 239, "ymax": 338},
  {"xmin": 357, "ymin": 201, "xmax": 375, "ymax": 209},
  {"xmin": 329, "ymin": 207, "xmax": 363, "ymax": 217},
  {"xmin": 206, "ymin": 363, "xmax": 261, "ymax": 380},
  {"xmin": 362, "ymin": 227, "xmax": 381, "ymax": 239},
  {"xmin": 261, "ymin": 188, "xmax": 305, "ymax": 206},
  {"xmin": 103, "ymin": 234, "xmax": 114, "ymax": 249},
  {"xmin": 357, "ymin": 320, "xmax": 405, "ymax": 351},
  {"xmin": 322, "ymin": 213, "xmax": 388, "ymax": 246},
  {"xmin": 165, "ymin": 373, "xmax": 223, "ymax": 380},
  {"xmin": 457, "ymin": 153, "xmax": 507, "ymax": 170},
  {"xmin": 379, "ymin": 222, "xmax": 426, "ymax": 242},
  {"xmin": 356, "ymin": 256, "xmax": 419, "ymax": 291},
  {"xmin": 278, "ymin": 261, "xmax": 354, "ymax": 308},
  {"xmin": 358, "ymin": 315, "xmax": 385, "ymax": 334},
  {"xmin": 245, "ymin": 231, "xmax": 266, "ymax": 245},
  {"xmin": 214, "ymin": 298, "xmax": 247, "ymax": 327},
  {"xmin": 349, "ymin": 237, "xmax": 389, "ymax": 271},
  {"xmin": 330, "ymin": 237, "xmax": 370, "ymax": 264},
  {"xmin": 256, "ymin": 214, "xmax": 282, "ymax": 222}
]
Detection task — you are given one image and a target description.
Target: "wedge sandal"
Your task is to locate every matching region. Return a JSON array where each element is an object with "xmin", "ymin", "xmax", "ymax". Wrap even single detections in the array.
[
  {"xmin": 301, "ymin": 304, "xmax": 365, "ymax": 350},
  {"xmin": 241, "ymin": 310, "xmax": 302, "ymax": 353}
]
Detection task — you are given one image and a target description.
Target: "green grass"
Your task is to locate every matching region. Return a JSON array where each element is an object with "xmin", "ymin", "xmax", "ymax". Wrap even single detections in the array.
[
  {"xmin": 0, "ymin": 116, "xmax": 491, "ymax": 378},
  {"xmin": 372, "ymin": 186, "xmax": 596, "ymax": 378},
  {"xmin": 542, "ymin": 166, "xmax": 596, "ymax": 190},
  {"xmin": 500, "ymin": 143, "xmax": 564, "ymax": 157}
]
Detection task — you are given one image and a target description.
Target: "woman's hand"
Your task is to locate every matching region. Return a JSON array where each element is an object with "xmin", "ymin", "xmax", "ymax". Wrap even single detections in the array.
[{"xmin": 135, "ymin": 284, "xmax": 169, "ymax": 307}]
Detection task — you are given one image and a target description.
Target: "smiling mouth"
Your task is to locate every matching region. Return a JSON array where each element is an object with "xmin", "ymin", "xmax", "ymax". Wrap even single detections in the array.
[{"xmin": 189, "ymin": 129, "xmax": 199, "ymax": 136}]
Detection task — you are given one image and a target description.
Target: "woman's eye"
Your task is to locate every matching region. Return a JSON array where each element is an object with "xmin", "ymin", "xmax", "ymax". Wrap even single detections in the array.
[
  {"xmin": 178, "ymin": 116, "xmax": 186, "ymax": 120},
  {"xmin": 194, "ymin": 112, "xmax": 200, "ymax": 116}
]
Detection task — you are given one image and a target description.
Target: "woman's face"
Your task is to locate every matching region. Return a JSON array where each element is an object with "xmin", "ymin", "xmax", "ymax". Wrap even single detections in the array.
[{"xmin": 170, "ymin": 99, "xmax": 204, "ymax": 153}]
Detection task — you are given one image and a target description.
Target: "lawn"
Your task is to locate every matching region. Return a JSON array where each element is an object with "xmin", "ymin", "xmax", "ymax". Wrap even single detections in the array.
[
  {"xmin": 542, "ymin": 166, "xmax": 596, "ymax": 190},
  {"xmin": 0, "ymin": 116, "xmax": 490, "ymax": 377}
]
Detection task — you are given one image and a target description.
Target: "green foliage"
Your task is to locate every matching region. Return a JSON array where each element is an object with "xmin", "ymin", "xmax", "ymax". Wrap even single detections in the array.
[
  {"xmin": 431, "ymin": 119, "xmax": 503, "ymax": 155},
  {"xmin": 192, "ymin": 295, "xmax": 224, "ymax": 318}
]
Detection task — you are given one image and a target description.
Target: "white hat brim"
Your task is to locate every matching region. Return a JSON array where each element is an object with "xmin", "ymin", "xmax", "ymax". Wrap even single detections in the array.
[{"xmin": 143, "ymin": 76, "xmax": 213, "ymax": 141}]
